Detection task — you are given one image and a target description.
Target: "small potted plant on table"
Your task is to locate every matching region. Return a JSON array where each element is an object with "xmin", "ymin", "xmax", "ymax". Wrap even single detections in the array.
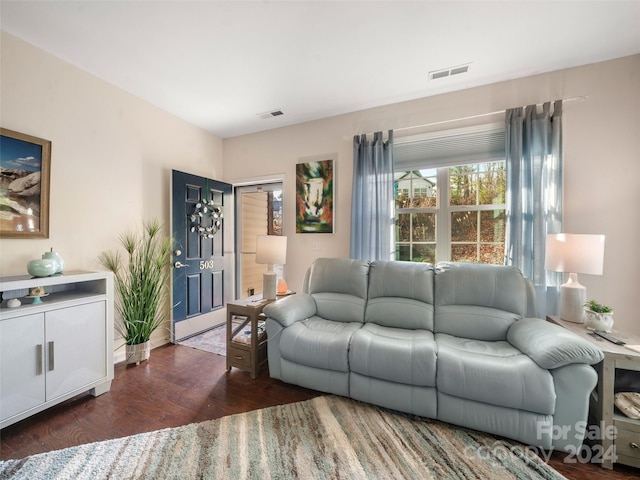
[
  {"xmin": 584, "ymin": 300, "xmax": 614, "ymax": 332},
  {"xmin": 99, "ymin": 219, "xmax": 172, "ymax": 365}
]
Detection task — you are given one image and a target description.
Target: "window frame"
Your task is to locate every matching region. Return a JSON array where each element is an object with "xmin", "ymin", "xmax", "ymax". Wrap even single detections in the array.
[{"xmin": 394, "ymin": 161, "xmax": 506, "ymax": 264}]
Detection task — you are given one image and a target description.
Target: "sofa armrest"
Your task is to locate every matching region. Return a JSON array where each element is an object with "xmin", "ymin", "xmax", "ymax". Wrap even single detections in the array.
[
  {"xmin": 507, "ymin": 318, "xmax": 604, "ymax": 369},
  {"xmin": 262, "ymin": 294, "xmax": 317, "ymax": 327}
]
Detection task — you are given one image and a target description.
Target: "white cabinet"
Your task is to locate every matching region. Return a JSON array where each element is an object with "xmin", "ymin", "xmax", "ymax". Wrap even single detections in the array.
[
  {"xmin": 0, "ymin": 313, "xmax": 45, "ymax": 420},
  {"xmin": 0, "ymin": 271, "xmax": 114, "ymax": 429}
]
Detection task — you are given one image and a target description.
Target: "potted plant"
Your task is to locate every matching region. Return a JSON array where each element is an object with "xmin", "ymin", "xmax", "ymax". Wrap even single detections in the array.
[
  {"xmin": 584, "ymin": 300, "xmax": 614, "ymax": 332},
  {"xmin": 99, "ymin": 219, "xmax": 172, "ymax": 365}
]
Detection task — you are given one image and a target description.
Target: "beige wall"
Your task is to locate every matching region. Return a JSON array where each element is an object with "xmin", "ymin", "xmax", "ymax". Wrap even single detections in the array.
[
  {"xmin": 224, "ymin": 54, "xmax": 640, "ymax": 336},
  {"xmin": 2, "ymin": 30, "xmax": 638, "ymax": 337},
  {"xmin": 0, "ymin": 33, "xmax": 224, "ymax": 351}
]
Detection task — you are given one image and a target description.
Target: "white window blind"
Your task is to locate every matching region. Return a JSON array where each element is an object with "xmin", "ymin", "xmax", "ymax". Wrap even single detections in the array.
[{"xmin": 394, "ymin": 123, "xmax": 505, "ymax": 170}]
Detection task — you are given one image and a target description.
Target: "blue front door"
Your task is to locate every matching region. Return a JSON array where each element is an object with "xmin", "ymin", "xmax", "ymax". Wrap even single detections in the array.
[{"xmin": 171, "ymin": 170, "xmax": 232, "ymax": 340}]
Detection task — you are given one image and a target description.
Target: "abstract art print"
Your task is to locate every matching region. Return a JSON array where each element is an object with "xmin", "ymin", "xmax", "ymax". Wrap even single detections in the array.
[
  {"xmin": 296, "ymin": 159, "xmax": 334, "ymax": 233},
  {"xmin": 0, "ymin": 128, "xmax": 51, "ymax": 238}
]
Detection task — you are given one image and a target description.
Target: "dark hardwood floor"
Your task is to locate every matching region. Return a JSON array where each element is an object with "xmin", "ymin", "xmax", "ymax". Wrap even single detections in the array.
[{"xmin": 1, "ymin": 343, "xmax": 638, "ymax": 479}]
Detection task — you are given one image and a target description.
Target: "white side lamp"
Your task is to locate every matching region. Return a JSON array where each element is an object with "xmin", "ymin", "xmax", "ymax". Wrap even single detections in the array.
[
  {"xmin": 545, "ymin": 233, "xmax": 605, "ymax": 323},
  {"xmin": 255, "ymin": 235, "xmax": 287, "ymax": 300}
]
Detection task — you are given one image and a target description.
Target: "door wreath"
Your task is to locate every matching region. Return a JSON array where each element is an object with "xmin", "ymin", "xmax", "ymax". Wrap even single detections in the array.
[{"xmin": 190, "ymin": 200, "xmax": 223, "ymax": 238}]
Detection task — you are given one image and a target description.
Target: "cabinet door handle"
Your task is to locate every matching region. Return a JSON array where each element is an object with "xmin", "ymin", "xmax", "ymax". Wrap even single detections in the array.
[
  {"xmin": 48, "ymin": 341, "xmax": 55, "ymax": 371},
  {"xmin": 631, "ymin": 442, "xmax": 639, "ymax": 450},
  {"xmin": 36, "ymin": 344, "xmax": 43, "ymax": 375}
]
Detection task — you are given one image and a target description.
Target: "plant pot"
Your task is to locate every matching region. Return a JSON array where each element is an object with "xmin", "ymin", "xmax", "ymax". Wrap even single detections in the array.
[
  {"xmin": 584, "ymin": 309, "xmax": 614, "ymax": 332},
  {"xmin": 126, "ymin": 341, "xmax": 151, "ymax": 365}
]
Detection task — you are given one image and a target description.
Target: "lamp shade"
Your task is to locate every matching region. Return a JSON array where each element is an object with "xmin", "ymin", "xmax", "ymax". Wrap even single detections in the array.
[
  {"xmin": 256, "ymin": 235, "xmax": 287, "ymax": 266},
  {"xmin": 545, "ymin": 234, "xmax": 605, "ymax": 275}
]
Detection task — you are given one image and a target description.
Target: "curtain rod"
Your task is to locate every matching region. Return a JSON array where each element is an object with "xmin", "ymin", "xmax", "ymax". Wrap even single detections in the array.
[{"xmin": 351, "ymin": 95, "xmax": 589, "ymax": 138}]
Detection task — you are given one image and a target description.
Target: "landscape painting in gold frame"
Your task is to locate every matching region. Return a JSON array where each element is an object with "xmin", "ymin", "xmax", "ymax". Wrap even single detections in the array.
[{"xmin": 0, "ymin": 128, "xmax": 51, "ymax": 238}]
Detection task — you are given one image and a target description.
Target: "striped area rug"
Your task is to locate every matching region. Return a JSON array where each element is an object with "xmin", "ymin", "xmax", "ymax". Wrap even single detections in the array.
[{"xmin": 0, "ymin": 396, "xmax": 565, "ymax": 480}]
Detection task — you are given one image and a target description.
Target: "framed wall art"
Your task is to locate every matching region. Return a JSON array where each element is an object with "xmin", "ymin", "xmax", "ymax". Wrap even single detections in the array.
[
  {"xmin": 296, "ymin": 158, "xmax": 334, "ymax": 233},
  {"xmin": 0, "ymin": 128, "xmax": 51, "ymax": 238}
]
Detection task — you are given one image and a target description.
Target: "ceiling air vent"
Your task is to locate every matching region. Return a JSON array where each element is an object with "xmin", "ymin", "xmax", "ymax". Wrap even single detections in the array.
[
  {"xmin": 429, "ymin": 63, "xmax": 471, "ymax": 81},
  {"xmin": 257, "ymin": 109, "xmax": 284, "ymax": 120},
  {"xmin": 431, "ymin": 70, "xmax": 451, "ymax": 80}
]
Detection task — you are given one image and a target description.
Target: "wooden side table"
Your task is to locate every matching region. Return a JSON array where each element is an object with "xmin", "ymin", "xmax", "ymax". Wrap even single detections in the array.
[
  {"xmin": 226, "ymin": 295, "xmax": 274, "ymax": 379},
  {"xmin": 547, "ymin": 315, "xmax": 640, "ymax": 469}
]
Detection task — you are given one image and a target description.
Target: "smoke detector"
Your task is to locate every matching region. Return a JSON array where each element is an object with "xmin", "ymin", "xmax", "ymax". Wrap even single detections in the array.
[
  {"xmin": 257, "ymin": 109, "xmax": 284, "ymax": 120},
  {"xmin": 428, "ymin": 63, "xmax": 471, "ymax": 81}
]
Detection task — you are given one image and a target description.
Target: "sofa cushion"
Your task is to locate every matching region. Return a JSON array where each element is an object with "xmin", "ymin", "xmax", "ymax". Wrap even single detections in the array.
[
  {"xmin": 434, "ymin": 262, "xmax": 527, "ymax": 340},
  {"xmin": 436, "ymin": 333, "xmax": 556, "ymax": 415},
  {"xmin": 312, "ymin": 293, "xmax": 367, "ymax": 324},
  {"xmin": 308, "ymin": 258, "xmax": 369, "ymax": 298},
  {"xmin": 434, "ymin": 305, "xmax": 520, "ymax": 341},
  {"xmin": 309, "ymin": 258, "xmax": 370, "ymax": 323},
  {"xmin": 366, "ymin": 261, "xmax": 434, "ymax": 330},
  {"xmin": 350, "ymin": 323, "xmax": 436, "ymax": 386},
  {"xmin": 279, "ymin": 316, "xmax": 362, "ymax": 372}
]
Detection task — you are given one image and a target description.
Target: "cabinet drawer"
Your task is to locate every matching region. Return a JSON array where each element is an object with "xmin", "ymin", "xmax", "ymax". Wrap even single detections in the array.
[
  {"xmin": 228, "ymin": 345, "xmax": 252, "ymax": 369},
  {"xmin": 615, "ymin": 427, "xmax": 640, "ymax": 462}
]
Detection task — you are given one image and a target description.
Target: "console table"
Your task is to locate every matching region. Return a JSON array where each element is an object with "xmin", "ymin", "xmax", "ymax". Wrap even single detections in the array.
[
  {"xmin": 0, "ymin": 271, "xmax": 114, "ymax": 429},
  {"xmin": 547, "ymin": 315, "xmax": 640, "ymax": 469}
]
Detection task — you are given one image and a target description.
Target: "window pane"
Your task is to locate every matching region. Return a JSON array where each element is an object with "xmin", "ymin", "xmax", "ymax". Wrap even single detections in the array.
[
  {"xmin": 479, "ymin": 210, "xmax": 505, "ymax": 242},
  {"xmin": 412, "ymin": 213, "xmax": 435, "ymax": 242},
  {"xmin": 396, "ymin": 244, "xmax": 410, "ymax": 261},
  {"xmin": 450, "ymin": 166, "xmax": 477, "ymax": 206},
  {"xmin": 395, "ymin": 171, "xmax": 410, "ymax": 209},
  {"xmin": 395, "ymin": 171, "xmax": 437, "ymax": 208},
  {"xmin": 396, "ymin": 213, "xmax": 410, "ymax": 242},
  {"xmin": 396, "ymin": 189, "xmax": 410, "ymax": 209},
  {"xmin": 479, "ymin": 244, "xmax": 504, "ymax": 265},
  {"xmin": 412, "ymin": 170, "xmax": 437, "ymax": 207},
  {"xmin": 478, "ymin": 161, "xmax": 506, "ymax": 205},
  {"xmin": 412, "ymin": 244, "xmax": 435, "ymax": 264},
  {"xmin": 451, "ymin": 244, "xmax": 477, "ymax": 263},
  {"xmin": 451, "ymin": 211, "xmax": 477, "ymax": 242}
]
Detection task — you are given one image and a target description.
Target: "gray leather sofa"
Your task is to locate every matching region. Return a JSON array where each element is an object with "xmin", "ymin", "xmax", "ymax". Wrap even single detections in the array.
[{"xmin": 264, "ymin": 258, "xmax": 604, "ymax": 452}]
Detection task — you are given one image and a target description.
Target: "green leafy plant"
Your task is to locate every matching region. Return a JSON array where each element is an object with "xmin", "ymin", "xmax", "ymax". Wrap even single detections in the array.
[
  {"xmin": 99, "ymin": 219, "xmax": 172, "ymax": 345},
  {"xmin": 584, "ymin": 300, "xmax": 613, "ymax": 314}
]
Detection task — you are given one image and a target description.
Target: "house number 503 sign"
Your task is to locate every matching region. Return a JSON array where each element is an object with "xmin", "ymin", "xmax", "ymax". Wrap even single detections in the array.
[{"xmin": 200, "ymin": 258, "xmax": 217, "ymax": 270}]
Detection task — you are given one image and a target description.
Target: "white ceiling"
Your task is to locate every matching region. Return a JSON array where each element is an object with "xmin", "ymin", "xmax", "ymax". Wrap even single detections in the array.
[{"xmin": 2, "ymin": 1, "xmax": 639, "ymax": 138}]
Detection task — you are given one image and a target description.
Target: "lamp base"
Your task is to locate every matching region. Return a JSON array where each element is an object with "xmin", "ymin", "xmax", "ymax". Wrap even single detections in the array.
[
  {"xmin": 559, "ymin": 273, "xmax": 586, "ymax": 323},
  {"xmin": 263, "ymin": 271, "xmax": 277, "ymax": 300}
]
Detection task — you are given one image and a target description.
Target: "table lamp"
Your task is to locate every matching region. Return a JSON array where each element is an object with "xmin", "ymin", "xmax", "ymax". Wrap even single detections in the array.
[
  {"xmin": 256, "ymin": 235, "xmax": 287, "ymax": 300},
  {"xmin": 545, "ymin": 233, "xmax": 605, "ymax": 323}
]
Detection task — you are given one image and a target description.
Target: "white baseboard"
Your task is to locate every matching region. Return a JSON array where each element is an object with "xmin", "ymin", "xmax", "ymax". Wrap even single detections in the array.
[{"xmin": 114, "ymin": 350, "xmax": 126, "ymax": 365}]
